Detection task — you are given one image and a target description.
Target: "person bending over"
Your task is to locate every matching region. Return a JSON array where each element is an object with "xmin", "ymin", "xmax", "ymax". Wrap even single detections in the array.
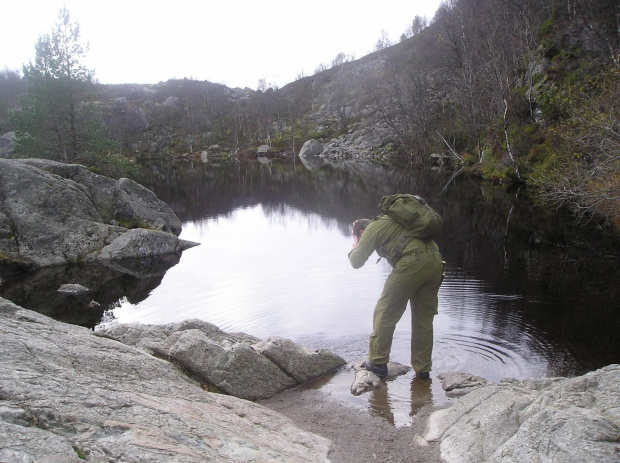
[{"xmin": 348, "ymin": 215, "xmax": 443, "ymax": 379}]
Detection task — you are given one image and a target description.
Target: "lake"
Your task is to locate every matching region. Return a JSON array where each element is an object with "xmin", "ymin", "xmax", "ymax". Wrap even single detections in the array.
[{"xmin": 2, "ymin": 157, "xmax": 619, "ymax": 426}]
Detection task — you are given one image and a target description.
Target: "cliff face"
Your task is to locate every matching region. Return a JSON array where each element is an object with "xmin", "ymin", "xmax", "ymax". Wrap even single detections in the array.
[{"xmin": 100, "ymin": 42, "xmax": 407, "ymax": 160}]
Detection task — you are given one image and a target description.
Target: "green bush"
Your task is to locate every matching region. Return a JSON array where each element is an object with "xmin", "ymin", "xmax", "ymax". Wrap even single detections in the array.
[{"xmin": 309, "ymin": 127, "xmax": 334, "ymax": 140}]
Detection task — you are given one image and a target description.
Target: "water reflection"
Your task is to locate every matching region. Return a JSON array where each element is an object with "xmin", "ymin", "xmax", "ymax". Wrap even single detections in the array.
[
  {"xmin": 367, "ymin": 377, "xmax": 433, "ymax": 426},
  {"xmin": 98, "ymin": 205, "xmax": 389, "ymax": 338},
  {"xmin": 0, "ymin": 255, "xmax": 181, "ymax": 328},
  {"xmin": 2, "ymin": 158, "xmax": 618, "ymax": 427}
]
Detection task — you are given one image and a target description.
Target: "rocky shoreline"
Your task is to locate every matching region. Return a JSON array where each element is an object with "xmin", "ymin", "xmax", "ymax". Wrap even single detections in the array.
[
  {"xmin": 1, "ymin": 157, "xmax": 618, "ymax": 462},
  {"xmin": 0, "ymin": 297, "xmax": 336, "ymax": 462},
  {"xmin": 2, "ymin": 297, "xmax": 618, "ymax": 462}
]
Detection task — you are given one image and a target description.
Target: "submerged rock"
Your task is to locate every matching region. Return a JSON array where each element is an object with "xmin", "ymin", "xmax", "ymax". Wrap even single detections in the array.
[
  {"xmin": 57, "ymin": 283, "xmax": 90, "ymax": 295},
  {"xmin": 426, "ymin": 365, "xmax": 620, "ymax": 463},
  {"xmin": 0, "ymin": 297, "xmax": 332, "ymax": 462},
  {"xmin": 0, "ymin": 254, "xmax": 182, "ymax": 328}
]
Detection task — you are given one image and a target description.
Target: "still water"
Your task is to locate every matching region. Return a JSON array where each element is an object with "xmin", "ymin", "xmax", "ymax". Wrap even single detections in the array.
[{"xmin": 2, "ymin": 158, "xmax": 619, "ymax": 426}]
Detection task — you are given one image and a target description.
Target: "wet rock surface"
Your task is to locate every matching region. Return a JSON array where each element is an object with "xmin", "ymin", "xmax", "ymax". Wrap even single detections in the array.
[{"xmin": 1, "ymin": 292, "xmax": 617, "ymax": 463}]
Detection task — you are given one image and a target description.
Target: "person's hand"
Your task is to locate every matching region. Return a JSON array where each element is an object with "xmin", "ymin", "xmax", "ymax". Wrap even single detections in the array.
[
  {"xmin": 352, "ymin": 219, "xmax": 369, "ymax": 248},
  {"xmin": 352, "ymin": 221, "xmax": 362, "ymax": 248}
]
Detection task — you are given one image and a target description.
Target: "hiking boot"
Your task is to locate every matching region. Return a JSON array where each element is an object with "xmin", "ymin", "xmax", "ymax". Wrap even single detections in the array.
[
  {"xmin": 363, "ymin": 359, "xmax": 388, "ymax": 378},
  {"xmin": 416, "ymin": 371, "xmax": 430, "ymax": 380}
]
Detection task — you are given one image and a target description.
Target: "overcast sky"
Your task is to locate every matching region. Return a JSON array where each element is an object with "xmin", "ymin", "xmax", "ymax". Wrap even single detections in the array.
[{"xmin": 3, "ymin": 0, "xmax": 443, "ymax": 89}]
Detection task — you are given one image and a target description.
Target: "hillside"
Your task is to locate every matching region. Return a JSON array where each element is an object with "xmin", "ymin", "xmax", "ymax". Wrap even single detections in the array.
[{"xmin": 1, "ymin": 0, "xmax": 618, "ymax": 226}]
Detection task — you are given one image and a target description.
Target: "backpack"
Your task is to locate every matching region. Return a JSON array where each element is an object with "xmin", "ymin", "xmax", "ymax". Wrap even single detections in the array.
[
  {"xmin": 378, "ymin": 194, "xmax": 443, "ymax": 239},
  {"xmin": 377, "ymin": 194, "xmax": 443, "ymax": 265}
]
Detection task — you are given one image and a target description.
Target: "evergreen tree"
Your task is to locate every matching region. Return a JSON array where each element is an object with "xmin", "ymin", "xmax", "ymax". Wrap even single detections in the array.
[{"xmin": 12, "ymin": 7, "xmax": 115, "ymax": 162}]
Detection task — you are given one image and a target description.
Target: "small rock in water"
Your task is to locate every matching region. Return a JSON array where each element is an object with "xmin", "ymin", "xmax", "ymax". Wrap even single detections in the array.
[
  {"xmin": 57, "ymin": 284, "xmax": 90, "ymax": 295},
  {"xmin": 437, "ymin": 371, "xmax": 488, "ymax": 397},
  {"xmin": 349, "ymin": 359, "xmax": 411, "ymax": 396}
]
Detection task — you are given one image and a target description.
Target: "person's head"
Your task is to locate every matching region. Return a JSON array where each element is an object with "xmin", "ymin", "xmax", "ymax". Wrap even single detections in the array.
[{"xmin": 352, "ymin": 218, "xmax": 371, "ymax": 239}]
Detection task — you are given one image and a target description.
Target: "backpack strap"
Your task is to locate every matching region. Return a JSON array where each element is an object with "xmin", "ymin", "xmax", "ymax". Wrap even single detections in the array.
[
  {"xmin": 376, "ymin": 229, "xmax": 418, "ymax": 267},
  {"xmin": 390, "ymin": 230, "xmax": 417, "ymax": 266}
]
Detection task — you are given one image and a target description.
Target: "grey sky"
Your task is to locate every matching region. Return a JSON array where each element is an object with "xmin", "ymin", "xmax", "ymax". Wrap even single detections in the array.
[{"xmin": 3, "ymin": 0, "xmax": 443, "ymax": 89}]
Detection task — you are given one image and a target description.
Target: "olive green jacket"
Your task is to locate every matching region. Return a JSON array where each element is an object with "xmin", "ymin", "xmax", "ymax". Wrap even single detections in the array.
[{"xmin": 348, "ymin": 215, "xmax": 440, "ymax": 269}]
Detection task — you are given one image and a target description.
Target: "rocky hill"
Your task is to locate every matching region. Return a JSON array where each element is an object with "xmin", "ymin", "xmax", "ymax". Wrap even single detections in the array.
[{"xmin": 1, "ymin": 0, "xmax": 618, "ymax": 224}]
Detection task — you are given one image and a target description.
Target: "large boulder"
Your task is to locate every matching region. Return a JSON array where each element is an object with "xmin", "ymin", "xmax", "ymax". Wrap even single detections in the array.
[
  {"xmin": 17, "ymin": 158, "xmax": 182, "ymax": 234},
  {"xmin": 162, "ymin": 96, "xmax": 180, "ymax": 107},
  {"xmin": 257, "ymin": 144, "xmax": 271, "ymax": 156},
  {"xmin": 426, "ymin": 366, "xmax": 620, "ymax": 463},
  {"xmin": 0, "ymin": 158, "xmax": 194, "ymax": 269},
  {"xmin": 255, "ymin": 337, "xmax": 346, "ymax": 384},
  {"xmin": 96, "ymin": 320, "xmax": 346, "ymax": 401},
  {"xmin": 298, "ymin": 139, "xmax": 324, "ymax": 157},
  {"xmin": 0, "ymin": 298, "xmax": 332, "ymax": 462}
]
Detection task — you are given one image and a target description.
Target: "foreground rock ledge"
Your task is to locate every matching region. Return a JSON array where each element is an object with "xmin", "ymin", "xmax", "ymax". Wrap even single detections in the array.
[
  {"xmin": 0, "ymin": 298, "xmax": 331, "ymax": 462},
  {"xmin": 427, "ymin": 367, "xmax": 620, "ymax": 462}
]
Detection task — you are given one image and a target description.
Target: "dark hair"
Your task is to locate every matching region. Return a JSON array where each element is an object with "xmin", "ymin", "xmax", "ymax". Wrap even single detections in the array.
[{"xmin": 353, "ymin": 218, "xmax": 371, "ymax": 237}]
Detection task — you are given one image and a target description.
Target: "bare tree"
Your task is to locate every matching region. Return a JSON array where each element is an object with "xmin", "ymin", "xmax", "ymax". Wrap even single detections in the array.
[
  {"xmin": 432, "ymin": 0, "xmax": 546, "ymax": 172},
  {"xmin": 403, "ymin": 15, "xmax": 429, "ymax": 39},
  {"xmin": 361, "ymin": 47, "xmax": 439, "ymax": 163},
  {"xmin": 331, "ymin": 53, "xmax": 346, "ymax": 67},
  {"xmin": 329, "ymin": 78, "xmax": 355, "ymax": 132},
  {"xmin": 535, "ymin": 70, "xmax": 620, "ymax": 224},
  {"xmin": 574, "ymin": 0, "xmax": 620, "ymax": 67},
  {"xmin": 0, "ymin": 68, "xmax": 23, "ymax": 132},
  {"xmin": 374, "ymin": 30, "xmax": 392, "ymax": 51},
  {"xmin": 314, "ymin": 63, "xmax": 329, "ymax": 74},
  {"xmin": 535, "ymin": 68, "xmax": 620, "ymax": 227},
  {"xmin": 257, "ymin": 78, "xmax": 267, "ymax": 93}
]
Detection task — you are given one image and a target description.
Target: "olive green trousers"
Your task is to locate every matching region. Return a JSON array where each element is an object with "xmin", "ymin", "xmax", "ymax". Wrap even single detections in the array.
[{"xmin": 368, "ymin": 249, "xmax": 443, "ymax": 373}]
